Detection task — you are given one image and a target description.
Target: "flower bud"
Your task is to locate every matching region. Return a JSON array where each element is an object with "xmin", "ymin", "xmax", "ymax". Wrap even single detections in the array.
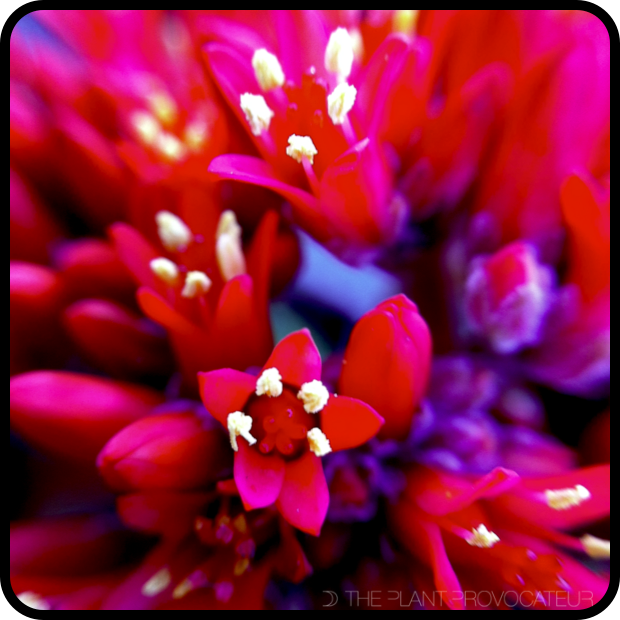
[
  {"xmin": 338, "ymin": 294, "xmax": 432, "ymax": 440},
  {"xmin": 97, "ymin": 410, "xmax": 232, "ymax": 492},
  {"xmin": 464, "ymin": 241, "xmax": 553, "ymax": 354}
]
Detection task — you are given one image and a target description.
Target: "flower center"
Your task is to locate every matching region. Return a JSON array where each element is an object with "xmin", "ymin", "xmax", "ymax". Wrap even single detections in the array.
[{"xmin": 248, "ymin": 387, "xmax": 317, "ymax": 459}]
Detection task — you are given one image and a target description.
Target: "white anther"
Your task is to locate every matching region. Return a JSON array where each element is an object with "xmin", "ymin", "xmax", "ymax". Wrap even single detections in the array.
[
  {"xmin": 252, "ymin": 49, "xmax": 285, "ymax": 91},
  {"xmin": 240, "ymin": 93, "xmax": 274, "ymax": 136},
  {"xmin": 215, "ymin": 210, "xmax": 246, "ymax": 281},
  {"xmin": 131, "ymin": 111, "xmax": 161, "ymax": 146},
  {"xmin": 297, "ymin": 380, "xmax": 330, "ymax": 414},
  {"xmin": 545, "ymin": 485, "xmax": 591, "ymax": 511},
  {"xmin": 146, "ymin": 91, "xmax": 178, "ymax": 126},
  {"xmin": 184, "ymin": 119, "xmax": 209, "ymax": 151},
  {"xmin": 327, "ymin": 82, "xmax": 357, "ymax": 125},
  {"xmin": 150, "ymin": 257, "xmax": 180, "ymax": 285},
  {"xmin": 141, "ymin": 567, "xmax": 172, "ymax": 597},
  {"xmin": 467, "ymin": 524, "xmax": 500, "ymax": 549},
  {"xmin": 307, "ymin": 427, "xmax": 332, "ymax": 457},
  {"xmin": 581, "ymin": 534, "xmax": 610, "ymax": 560},
  {"xmin": 181, "ymin": 271, "xmax": 212, "ymax": 298},
  {"xmin": 392, "ymin": 10, "xmax": 420, "ymax": 36},
  {"xmin": 286, "ymin": 134, "xmax": 318, "ymax": 164},
  {"xmin": 325, "ymin": 28, "xmax": 354, "ymax": 80},
  {"xmin": 227, "ymin": 411, "xmax": 257, "ymax": 451},
  {"xmin": 156, "ymin": 210, "xmax": 193, "ymax": 252},
  {"xmin": 256, "ymin": 367, "xmax": 283, "ymax": 398},
  {"xmin": 17, "ymin": 592, "xmax": 51, "ymax": 611},
  {"xmin": 155, "ymin": 132, "xmax": 187, "ymax": 161}
]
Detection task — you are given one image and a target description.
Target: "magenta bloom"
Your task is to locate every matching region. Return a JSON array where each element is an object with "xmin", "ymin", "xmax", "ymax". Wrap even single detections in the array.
[{"xmin": 199, "ymin": 329, "xmax": 384, "ymax": 534}]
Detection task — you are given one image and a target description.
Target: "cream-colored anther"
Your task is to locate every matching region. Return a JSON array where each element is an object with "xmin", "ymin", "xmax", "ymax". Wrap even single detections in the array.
[
  {"xmin": 252, "ymin": 49, "xmax": 285, "ymax": 91},
  {"xmin": 393, "ymin": 10, "xmax": 420, "ymax": 36},
  {"xmin": 240, "ymin": 93, "xmax": 274, "ymax": 136},
  {"xmin": 172, "ymin": 579, "xmax": 194, "ymax": 600},
  {"xmin": 156, "ymin": 210, "xmax": 193, "ymax": 252},
  {"xmin": 146, "ymin": 91, "xmax": 178, "ymax": 126},
  {"xmin": 327, "ymin": 82, "xmax": 357, "ymax": 125},
  {"xmin": 581, "ymin": 534, "xmax": 610, "ymax": 560},
  {"xmin": 325, "ymin": 28, "xmax": 354, "ymax": 80},
  {"xmin": 467, "ymin": 524, "xmax": 500, "ymax": 549},
  {"xmin": 215, "ymin": 210, "xmax": 246, "ymax": 281},
  {"xmin": 131, "ymin": 111, "xmax": 161, "ymax": 146},
  {"xmin": 150, "ymin": 257, "xmax": 180, "ymax": 285},
  {"xmin": 184, "ymin": 119, "xmax": 209, "ymax": 151},
  {"xmin": 307, "ymin": 427, "xmax": 332, "ymax": 457},
  {"xmin": 155, "ymin": 132, "xmax": 187, "ymax": 161},
  {"xmin": 286, "ymin": 134, "xmax": 318, "ymax": 164},
  {"xmin": 545, "ymin": 485, "xmax": 591, "ymax": 511},
  {"xmin": 297, "ymin": 380, "xmax": 330, "ymax": 413},
  {"xmin": 181, "ymin": 271, "xmax": 212, "ymax": 298},
  {"xmin": 256, "ymin": 367, "xmax": 283, "ymax": 398},
  {"xmin": 227, "ymin": 411, "xmax": 257, "ymax": 451},
  {"xmin": 141, "ymin": 567, "xmax": 172, "ymax": 597},
  {"xmin": 17, "ymin": 592, "xmax": 51, "ymax": 611}
]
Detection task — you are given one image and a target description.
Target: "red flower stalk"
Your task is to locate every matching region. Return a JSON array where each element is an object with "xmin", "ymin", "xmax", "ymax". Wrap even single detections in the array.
[
  {"xmin": 389, "ymin": 465, "xmax": 610, "ymax": 610},
  {"xmin": 338, "ymin": 294, "xmax": 432, "ymax": 440},
  {"xmin": 198, "ymin": 329, "xmax": 384, "ymax": 535}
]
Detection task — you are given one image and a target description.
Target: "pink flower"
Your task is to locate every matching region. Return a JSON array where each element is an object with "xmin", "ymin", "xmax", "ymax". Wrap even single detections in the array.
[
  {"xmin": 389, "ymin": 464, "xmax": 610, "ymax": 609},
  {"xmin": 198, "ymin": 329, "xmax": 384, "ymax": 534}
]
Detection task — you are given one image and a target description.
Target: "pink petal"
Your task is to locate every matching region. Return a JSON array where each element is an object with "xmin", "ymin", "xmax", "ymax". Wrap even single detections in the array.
[
  {"xmin": 198, "ymin": 369, "xmax": 257, "ymax": 427},
  {"xmin": 276, "ymin": 451, "xmax": 329, "ymax": 536},
  {"xmin": 320, "ymin": 395, "xmax": 384, "ymax": 452},
  {"xmin": 234, "ymin": 441, "xmax": 285, "ymax": 510},
  {"xmin": 263, "ymin": 328, "xmax": 321, "ymax": 388}
]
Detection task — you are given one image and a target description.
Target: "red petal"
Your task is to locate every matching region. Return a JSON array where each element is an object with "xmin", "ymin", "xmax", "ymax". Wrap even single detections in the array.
[
  {"xmin": 108, "ymin": 222, "xmax": 160, "ymax": 289},
  {"xmin": 10, "ymin": 371, "xmax": 163, "ymax": 463},
  {"xmin": 276, "ymin": 451, "xmax": 329, "ymax": 536},
  {"xmin": 320, "ymin": 395, "xmax": 383, "ymax": 452},
  {"xmin": 198, "ymin": 369, "xmax": 256, "ymax": 427},
  {"xmin": 234, "ymin": 441, "xmax": 285, "ymax": 510},
  {"xmin": 263, "ymin": 328, "xmax": 321, "ymax": 388},
  {"xmin": 136, "ymin": 287, "xmax": 196, "ymax": 335}
]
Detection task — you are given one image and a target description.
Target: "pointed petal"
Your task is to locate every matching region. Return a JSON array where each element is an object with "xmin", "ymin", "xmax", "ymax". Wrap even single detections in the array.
[
  {"xmin": 234, "ymin": 441, "xmax": 285, "ymax": 510},
  {"xmin": 136, "ymin": 287, "xmax": 196, "ymax": 335},
  {"xmin": 263, "ymin": 328, "xmax": 321, "ymax": 387},
  {"xmin": 198, "ymin": 369, "xmax": 256, "ymax": 427},
  {"xmin": 320, "ymin": 395, "xmax": 383, "ymax": 452},
  {"xmin": 109, "ymin": 223, "xmax": 160, "ymax": 289},
  {"xmin": 276, "ymin": 451, "xmax": 329, "ymax": 536}
]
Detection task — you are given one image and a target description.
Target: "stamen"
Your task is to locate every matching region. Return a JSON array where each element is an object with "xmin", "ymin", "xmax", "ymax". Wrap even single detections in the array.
[
  {"xmin": 17, "ymin": 592, "xmax": 51, "ymax": 611},
  {"xmin": 172, "ymin": 578, "xmax": 194, "ymax": 600},
  {"xmin": 307, "ymin": 427, "xmax": 332, "ymax": 457},
  {"xmin": 131, "ymin": 111, "xmax": 161, "ymax": 146},
  {"xmin": 392, "ymin": 10, "xmax": 420, "ymax": 36},
  {"xmin": 227, "ymin": 411, "xmax": 257, "ymax": 451},
  {"xmin": 252, "ymin": 49, "xmax": 285, "ymax": 91},
  {"xmin": 581, "ymin": 534, "xmax": 610, "ymax": 559},
  {"xmin": 545, "ymin": 485, "xmax": 591, "ymax": 511},
  {"xmin": 146, "ymin": 91, "xmax": 178, "ymax": 126},
  {"xmin": 141, "ymin": 567, "xmax": 172, "ymax": 597},
  {"xmin": 297, "ymin": 380, "xmax": 330, "ymax": 413},
  {"xmin": 233, "ymin": 558, "xmax": 250, "ymax": 576},
  {"xmin": 181, "ymin": 271, "xmax": 212, "ymax": 298},
  {"xmin": 327, "ymin": 82, "xmax": 357, "ymax": 125},
  {"xmin": 155, "ymin": 132, "xmax": 187, "ymax": 161},
  {"xmin": 325, "ymin": 28, "xmax": 354, "ymax": 80},
  {"xmin": 150, "ymin": 257, "xmax": 180, "ymax": 285},
  {"xmin": 184, "ymin": 119, "xmax": 209, "ymax": 151},
  {"xmin": 155, "ymin": 210, "xmax": 193, "ymax": 252},
  {"xmin": 215, "ymin": 210, "xmax": 246, "ymax": 281},
  {"xmin": 467, "ymin": 524, "xmax": 500, "ymax": 549},
  {"xmin": 240, "ymin": 93, "xmax": 274, "ymax": 136},
  {"xmin": 256, "ymin": 367, "xmax": 283, "ymax": 398},
  {"xmin": 286, "ymin": 134, "xmax": 318, "ymax": 165}
]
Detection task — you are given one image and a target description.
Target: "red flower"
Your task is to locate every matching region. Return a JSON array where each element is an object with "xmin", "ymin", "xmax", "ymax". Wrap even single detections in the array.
[
  {"xmin": 338, "ymin": 294, "xmax": 432, "ymax": 440},
  {"xmin": 198, "ymin": 329, "xmax": 384, "ymax": 535},
  {"xmin": 390, "ymin": 464, "xmax": 610, "ymax": 609}
]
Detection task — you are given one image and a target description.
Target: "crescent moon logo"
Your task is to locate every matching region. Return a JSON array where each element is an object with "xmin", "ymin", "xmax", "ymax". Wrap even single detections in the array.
[{"xmin": 323, "ymin": 591, "xmax": 338, "ymax": 607}]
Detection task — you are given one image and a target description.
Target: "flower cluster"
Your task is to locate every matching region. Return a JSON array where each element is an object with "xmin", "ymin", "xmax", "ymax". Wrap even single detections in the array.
[{"xmin": 9, "ymin": 9, "xmax": 610, "ymax": 612}]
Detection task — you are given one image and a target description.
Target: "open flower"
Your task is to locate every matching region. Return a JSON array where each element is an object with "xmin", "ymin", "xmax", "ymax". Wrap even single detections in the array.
[
  {"xmin": 389, "ymin": 464, "xmax": 610, "ymax": 610},
  {"xmin": 198, "ymin": 329, "xmax": 384, "ymax": 535}
]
